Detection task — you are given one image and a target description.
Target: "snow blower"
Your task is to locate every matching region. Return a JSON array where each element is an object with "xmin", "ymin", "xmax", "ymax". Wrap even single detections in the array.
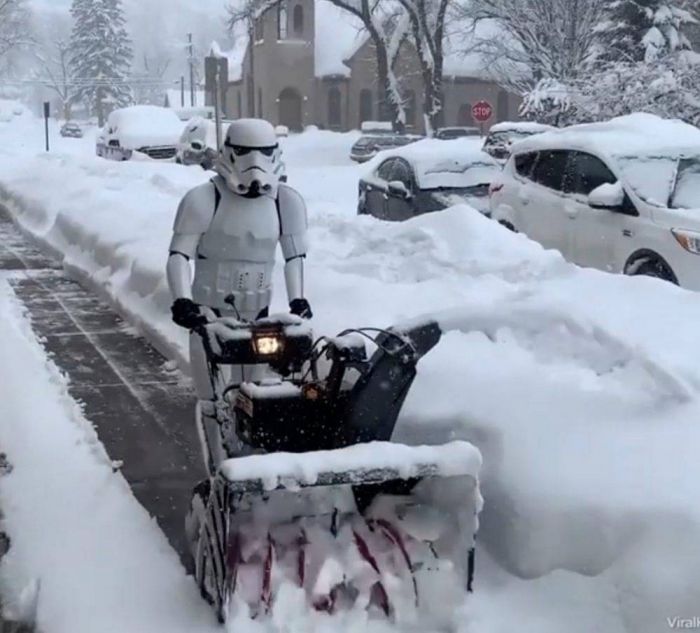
[{"xmin": 185, "ymin": 315, "xmax": 482, "ymax": 625}]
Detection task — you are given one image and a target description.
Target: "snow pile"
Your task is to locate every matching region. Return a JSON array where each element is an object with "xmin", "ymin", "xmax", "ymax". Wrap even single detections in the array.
[
  {"xmin": 220, "ymin": 441, "xmax": 482, "ymax": 490},
  {"xmin": 363, "ymin": 138, "xmax": 499, "ymax": 189},
  {"xmin": 107, "ymin": 105, "xmax": 185, "ymax": 149},
  {"xmin": 516, "ymin": 112, "xmax": 700, "ymax": 158},
  {"xmin": 0, "ymin": 284, "xmax": 217, "ymax": 633}
]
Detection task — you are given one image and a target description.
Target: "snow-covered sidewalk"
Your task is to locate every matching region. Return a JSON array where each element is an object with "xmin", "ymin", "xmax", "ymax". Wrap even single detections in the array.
[{"xmin": 2, "ymin": 115, "xmax": 700, "ymax": 631}]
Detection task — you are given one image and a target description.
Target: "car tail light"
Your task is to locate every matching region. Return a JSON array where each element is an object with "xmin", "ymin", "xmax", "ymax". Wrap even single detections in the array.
[{"xmin": 489, "ymin": 183, "xmax": 504, "ymax": 196}]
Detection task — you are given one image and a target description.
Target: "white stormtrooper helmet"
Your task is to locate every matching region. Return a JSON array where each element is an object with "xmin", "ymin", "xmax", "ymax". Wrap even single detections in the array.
[{"xmin": 216, "ymin": 118, "xmax": 281, "ymax": 198}]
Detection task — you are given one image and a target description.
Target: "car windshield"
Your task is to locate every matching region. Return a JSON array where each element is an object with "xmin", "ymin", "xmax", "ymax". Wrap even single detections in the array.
[
  {"xmin": 616, "ymin": 155, "xmax": 700, "ymax": 209},
  {"xmin": 420, "ymin": 160, "xmax": 500, "ymax": 190},
  {"xmin": 485, "ymin": 130, "xmax": 533, "ymax": 147}
]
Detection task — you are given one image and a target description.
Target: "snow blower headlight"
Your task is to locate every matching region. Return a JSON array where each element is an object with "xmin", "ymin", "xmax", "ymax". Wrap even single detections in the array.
[{"xmin": 253, "ymin": 334, "xmax": 283, "ymax": 356}]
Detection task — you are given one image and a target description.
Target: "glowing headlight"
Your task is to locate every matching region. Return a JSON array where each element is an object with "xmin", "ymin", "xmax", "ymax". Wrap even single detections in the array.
[
  {"xmin": 672, "ymin": 229, "xmax": 700, "ymax": 255},
  {"xmin": 254, "ymin": 335, "xmax": 282, "ymax": 355}
]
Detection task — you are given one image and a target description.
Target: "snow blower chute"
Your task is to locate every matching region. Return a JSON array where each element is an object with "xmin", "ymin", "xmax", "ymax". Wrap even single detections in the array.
[{"xmin": 186, "ymin": 316, "xmax": 482, "ymax": 624}]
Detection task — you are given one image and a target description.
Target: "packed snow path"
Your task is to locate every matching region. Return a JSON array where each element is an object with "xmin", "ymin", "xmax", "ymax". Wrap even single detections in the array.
[{"xmin": 0, "ymin": 207, "xmax": 203, "ymax": 566}]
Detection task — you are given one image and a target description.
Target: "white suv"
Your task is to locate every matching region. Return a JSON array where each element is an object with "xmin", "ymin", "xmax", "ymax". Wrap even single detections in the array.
[{"xmin": 490, "ymin": 113, "xmax": 700, "ymax": 290}]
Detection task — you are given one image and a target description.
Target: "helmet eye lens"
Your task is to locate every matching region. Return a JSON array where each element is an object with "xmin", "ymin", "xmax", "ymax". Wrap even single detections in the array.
[{"xmin": 232, "ymin": 145, "xmax": 252, "ymax": 156}]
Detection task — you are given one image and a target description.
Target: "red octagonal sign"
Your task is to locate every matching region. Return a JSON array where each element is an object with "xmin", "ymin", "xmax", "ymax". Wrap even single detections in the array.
[{"xmin": 472, "ymin": 100, "xmax": 493, "ymax": 123}]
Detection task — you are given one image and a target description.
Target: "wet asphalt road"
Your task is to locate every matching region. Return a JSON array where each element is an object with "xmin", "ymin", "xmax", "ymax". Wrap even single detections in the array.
[{"xmin": 0, "ymin": 207, "xmax": 204, "ymax": 570}]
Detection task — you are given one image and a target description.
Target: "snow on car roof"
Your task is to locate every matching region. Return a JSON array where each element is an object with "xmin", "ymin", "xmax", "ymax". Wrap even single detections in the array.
[
  {"xmin": 488, "ymin": 121, "xmax": 555, "ymax": 135},
  {"xmin": 366, "ymin": 138, "xmax": 500, "ymax": 189},
  {"xmin": 108, "ymin": 105, "xmax": 185, "ymax": 149},
  {"xmin": 513, "ymin": 113, "xmax": 700, "ymax": 159}
]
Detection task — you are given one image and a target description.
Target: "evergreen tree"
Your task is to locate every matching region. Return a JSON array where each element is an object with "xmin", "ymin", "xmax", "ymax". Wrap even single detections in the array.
[
  {"xmin": 599, "ymin": 1, "xmax": 697, "ymax": 62},
  {"xmin": 69, "ymin": 0, "xmax": 133, "ymax": 125}
]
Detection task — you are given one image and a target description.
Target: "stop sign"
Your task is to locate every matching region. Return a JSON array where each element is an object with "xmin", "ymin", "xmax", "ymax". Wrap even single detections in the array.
[{"xmin": 472, "ymin": 100, "xmax": 493, "ymax": 123}]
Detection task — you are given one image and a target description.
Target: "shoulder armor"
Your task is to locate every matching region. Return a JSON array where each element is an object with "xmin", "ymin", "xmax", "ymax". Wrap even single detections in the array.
[{"xmin": 172, "ymin": 181, "xmax": 217, "ymax": 235}]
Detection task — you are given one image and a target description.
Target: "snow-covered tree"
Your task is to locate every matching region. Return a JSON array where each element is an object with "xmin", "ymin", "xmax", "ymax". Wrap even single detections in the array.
[
  {"xmin": 598, "ymin": 1, "xmax": 698, "ymax": 62},
  {"xmin": 69, "ymin": 0, "xmax": 133, "ymax": 125},
  {"xmin": 582, "ymin": 56, "xmax": 700, "ymax": 124},
  {"xmin": 34, "ymin": 39, "xmax": 75, "ymax": 120},
  {"xmin": 0, "ymin": 0, "xmax": 32, "ymax": 74},
  {"xmin": 519, "ymin": 77, "xmax": 586, "ymax": 126},
  {"xmin": 395, "ymin": 0, "xmax": 452, "ymax": 133},
  {"xmin": 324, "ymin": 0, "xmax": 410, "ymax": 131},
  {"xmin": 130, "ymin": 52, "xmax": 171, "ymax": 105},
  {"xmin": 459, "ymin": 0, "xmax": 607, "ymax": 92}
]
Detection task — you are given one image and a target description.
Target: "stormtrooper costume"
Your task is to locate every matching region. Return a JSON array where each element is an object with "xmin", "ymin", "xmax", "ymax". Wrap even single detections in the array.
[{"xmin": 167, "ymin": 118, "xmax": 311, "ymax": 474}]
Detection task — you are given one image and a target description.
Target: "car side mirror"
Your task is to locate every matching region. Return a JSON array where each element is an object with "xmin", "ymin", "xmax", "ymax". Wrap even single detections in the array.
[
  {"xmin": 388, "ymin": 180, "xmax": 411, "ymax": 199},
  {"xmin": 588, "ymin": 182, "xmax": 624, "ymax": 210}
]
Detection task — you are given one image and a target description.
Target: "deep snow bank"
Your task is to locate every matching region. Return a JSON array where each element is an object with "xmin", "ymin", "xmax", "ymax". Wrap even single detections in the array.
[
  {"xmin": 0, "ymin": 282, "xmax": 217, "ymax": 633},
  {"xmin": 2, "ymin": 119, "xmax": 700, "ymax": 631}
]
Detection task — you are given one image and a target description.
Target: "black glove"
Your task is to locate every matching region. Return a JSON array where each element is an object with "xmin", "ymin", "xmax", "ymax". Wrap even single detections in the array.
[
  {"xmin": 289, "ymin": 298, "xmax": 313, "ymax": 319},
  {"xmin": 171, "ymin": 298, "xmax": 206, "ymax": 329}
]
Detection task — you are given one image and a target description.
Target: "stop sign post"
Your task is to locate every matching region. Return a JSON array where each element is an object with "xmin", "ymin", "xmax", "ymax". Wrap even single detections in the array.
[{"xmin": 472, "ymin": 100, "xmax": 493, "ymax": 136}]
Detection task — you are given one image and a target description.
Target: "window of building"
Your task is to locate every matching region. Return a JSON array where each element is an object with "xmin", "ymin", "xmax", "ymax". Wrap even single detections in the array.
[
  {"xmin": 293, "ymin": 4, "xmax": 304, "ymax": 36},
  {"xmin": 404, "ymin": 90, "xmax": 416, "ymax": 128},
  {"xmin": 497, "ymin": 90, "xmax": 509, "ymax": 121},
  {"xmin": 359, "ymin": 89, "xmax": 373, "ymax": 125},
  {"xmin": 255, "ymin": 16, "xmax": 264, "ymax": 42},
  {"xmin": 328, "ymin": 86, "xmax": 341, "ymax": 127},
  {"xmin": 258, "ymin": 87, "xmax": 263, "ymax": 117},
  {"xmin": 278, "ymin": 2, "xmax": 288, "ymax": 39}
]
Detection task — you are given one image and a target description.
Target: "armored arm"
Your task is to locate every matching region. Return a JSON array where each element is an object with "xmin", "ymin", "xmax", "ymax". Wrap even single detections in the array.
[
  {"xmin": 277, "ymin": 184, "xmax": 309, "ymax": 303},
  {"xmin": 167, "ymin": 183, "xmax": 217, "ymax": 301}
]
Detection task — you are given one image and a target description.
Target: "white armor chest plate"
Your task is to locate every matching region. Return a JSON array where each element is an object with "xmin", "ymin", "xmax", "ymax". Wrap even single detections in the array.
[{"xmin": 192, "ymin": 193, "xmax": 280, "ymax": 313}]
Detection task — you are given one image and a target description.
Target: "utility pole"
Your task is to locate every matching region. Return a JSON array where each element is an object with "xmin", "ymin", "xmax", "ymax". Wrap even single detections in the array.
[
  {"xmin": 214, "ymin": 62, "xmax": 222, "ymax": 152},
  {"xmin": 188, "ymin": 33, "xmax": 195, "ymax": 107},
  {"xmin": 180, "ymin": 76, "xmax": 185, "ymax": 107}
]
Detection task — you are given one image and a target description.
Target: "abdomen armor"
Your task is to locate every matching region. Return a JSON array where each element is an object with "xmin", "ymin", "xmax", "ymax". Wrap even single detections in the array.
[{"xmin": 192, "ymin": 195, "xmax": 279, "ymax": 313}]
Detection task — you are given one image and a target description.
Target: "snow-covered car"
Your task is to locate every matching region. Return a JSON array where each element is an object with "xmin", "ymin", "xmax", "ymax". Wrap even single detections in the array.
[
  {"xmin": 171, "ymin": 106, "xmax": 215, "ymax": 122},
  {"xmin": 435, "ymin": 126, "xmax": 481, "ymax": 140},
  {"xmin": 98, "ymin": 105, "xmax": 184, "ymax": 161},
  {"xmin": 489, "ymin": 113, "xmax": 700, "ymax": 290},
  {"xmin": 358, "ymin": 138, "xmax": 502, "ymax": 221},
  {"xmin": 482, "ymin": 121, "xmax": 554, "ymax": 163},
  {"xmin": 350, "ymin": 133, "xmax": 422, "ymax": 163},
  {"xmin": 176, "ymin": 117, "xmax": 225, "ymax": 169},
  {"xmin": 60, "ymin": 122, "xmax": 84, "ymax": 138}
]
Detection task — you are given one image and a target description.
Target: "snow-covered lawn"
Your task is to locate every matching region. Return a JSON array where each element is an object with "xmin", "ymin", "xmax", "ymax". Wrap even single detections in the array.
[{"xmin": 2, "ymin": 114, "xmax": 700, "ymax": 632}]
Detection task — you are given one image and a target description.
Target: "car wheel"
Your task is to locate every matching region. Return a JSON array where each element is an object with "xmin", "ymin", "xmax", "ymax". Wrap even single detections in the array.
[
  {"xmin": 498, "ymin": 220, "xmax": 517, "ymax": 232},
  {"xmin": 626, "ymin": 255, "xmax": 678, "ymax": 284}
]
